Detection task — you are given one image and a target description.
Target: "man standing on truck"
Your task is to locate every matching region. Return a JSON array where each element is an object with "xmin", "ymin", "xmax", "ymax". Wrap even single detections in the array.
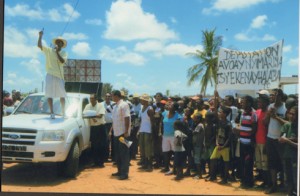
[
  {"xmin": 84, "ymin": 94, "xmax": 106, "ymax": 168},
  {"xmin": 37, "ymin": 30, "xmax": 68, "ymax": 119},
  {"xmin": 111, "ymin": 90, "xmax": 131, "ymax": 180}
]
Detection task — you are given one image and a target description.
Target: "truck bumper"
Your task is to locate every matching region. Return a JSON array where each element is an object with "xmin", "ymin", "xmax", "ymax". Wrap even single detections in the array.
[{"xmin": 2, "ymin": 141, "xmax": 72, "ymax": 163}]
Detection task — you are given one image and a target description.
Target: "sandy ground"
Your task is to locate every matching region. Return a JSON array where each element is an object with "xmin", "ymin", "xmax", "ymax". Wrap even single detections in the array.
[{"xmin": 1, "ymin": 154, "xmax": 286, "ymax": 195}]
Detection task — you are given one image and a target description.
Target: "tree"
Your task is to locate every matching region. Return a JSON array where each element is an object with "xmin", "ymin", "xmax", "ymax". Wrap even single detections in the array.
[
  {"xmin": 101, "ymin": 83, "xmax": 113, "ymax": 98},
  {"xmin": 165, "ymin": 89, "xmax": 170, "ymax": 97},
  {"xmin": 186, "ymin": 28, "xmax": 222, "ymax": 96},
  {"xmin": 120, "ymin": 87, "xmax": 129, "ymax": 97}
]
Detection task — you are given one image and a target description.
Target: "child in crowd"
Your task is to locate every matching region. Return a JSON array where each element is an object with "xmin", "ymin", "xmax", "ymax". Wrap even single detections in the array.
[
  {"xmin": 173, "ymin": 120, "xmax": 188, "ymax": 180},
  {"xmin": 206, "ymin": 105, "xmax": 232, "ymax": 184},
  {"xmin": 202, "ymin": 112, "xmax": 217, "ymax": 179},
  {"xmin": 279, "ymin": 106, "xmax": 298, "ymax": 196},
  {"xmin": 191, "ymin": 113, "xmax": 205, "ymax": 179},
  {"xmin": 182, "ymin": 107, "xmax": 195, "ymax": 176}
]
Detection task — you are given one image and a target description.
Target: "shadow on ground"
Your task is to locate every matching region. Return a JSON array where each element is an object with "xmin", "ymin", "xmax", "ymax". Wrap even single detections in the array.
[{"xmin": 1, "ymin": 150, "xmax": 93, "ymax": 187}]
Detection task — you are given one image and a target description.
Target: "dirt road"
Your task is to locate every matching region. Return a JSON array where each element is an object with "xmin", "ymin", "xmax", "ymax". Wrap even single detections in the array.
[{"xmin": 1, "ymin": 155, "xmax": 285, "ymax": 195}]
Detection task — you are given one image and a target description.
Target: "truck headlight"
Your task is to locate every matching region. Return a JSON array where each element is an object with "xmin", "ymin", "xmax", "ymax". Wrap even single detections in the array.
[{"xmin": 42, "ymin": 130, "xmax": 65, "ymax": 141}]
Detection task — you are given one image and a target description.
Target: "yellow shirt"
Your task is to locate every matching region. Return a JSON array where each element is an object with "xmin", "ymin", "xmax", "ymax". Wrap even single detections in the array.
[
  {"xmin": 42, "ymin": 46, "xmax": 68, "ymax": 79},
  {"xmin": 191, "ymin": 109, "xmax": 207, "ymax": 119}
]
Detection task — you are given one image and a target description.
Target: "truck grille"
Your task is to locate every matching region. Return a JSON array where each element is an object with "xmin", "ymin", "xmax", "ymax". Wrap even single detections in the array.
[
  {"xmin": 2, "ymin": 128, "xmax": 37, "ymax": 145},
  {"xmin": 2, "ymin": 128, "xmax": 37, "ymax": 161}
]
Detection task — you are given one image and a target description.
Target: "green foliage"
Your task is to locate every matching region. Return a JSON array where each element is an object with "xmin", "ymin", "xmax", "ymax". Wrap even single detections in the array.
[
  {"xmin": 166, "ymin": 89, "xmax": 170, "ymax": 96},
  {"xmin": 120, "ymin": 87, "xmax": 129, "ymax": 96},
  {"xmin": 101, "ymin": 83, "xmax": 113, "ymax": 98},
  {"xmin": 186, "ymin": 28, "xmax": 222, "ymax": 95}
]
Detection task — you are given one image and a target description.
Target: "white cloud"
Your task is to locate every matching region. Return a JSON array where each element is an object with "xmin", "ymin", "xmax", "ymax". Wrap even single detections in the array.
[
  {"xmin": 5, "ymin": 3, "xmax": 80, "ymax": 22},
  {"xmin": 166, "ymin": 81, "xmax": 182, "ymax": 90},
  {"xmin": 134, "ymin": 40, "xmax": 202, "ymax": 57},
  {"xmin": 116, "ymin": 73, "xmax": 131, "ymax": 78},
  {"xmin": 5, "ymin": 3, "xmax": 43, "ymax": 19},
  {"xmin": 4, "ymin": 73, "xmax": 35, "ymax": 91},
  {"xmin": 72, "ymin": 42, "xmax": 91, "ymax": 57},
  {"xmin": 234, "ymin": 33, "xmax": 252, "ymax": 41},
  {"xmin": 283, "ymin": 45, "xmax": 292, "ymax": 53},
  {"xmin": 288, "ymin": 58, "xmax": 299, "ymax": 66},
  {"xmin": 103, "ymin": 0, "xmax": 177, "ymax": 41},
  {"xmin": 25, "ymin": 28, "xmax": 40, "ymax": 40},
  {"xmin": 234, "ymin": 32, "xmax": 276, "ymax": 42},
  {"xmin": 85, "ymin": 18, "xmax": 103, "ymax": 26},
  {"xmin": 203, "ymin": 0, "xmax": 269, "ymax": 14},
  {"xmin": 99, "ymin": 46, "xmax": 146, "ymax": 66},
  {"xmin": 21, "ymin": 58, "xmax": 44, "ymax": 79},
  {"xmin": 170, "ymin": 17, "xmax": 177, "ymax": 24},
  {"xmin": 261, "ymin": 34, "xmax": 276, "ymax": 41},
  {"xmin": 7, "ymin": 73, "xmax": 17, "ymax": 79},
  {"xmin": 134, "ymin": 40, "xmax": 164, "ymax": 52},
  {"xmin": 250, "ymin": 15, "xmax": 268, "ymax": 29},
  {"xmin": 48, "ymin": 3, "xmax": 80, "ymax": 22},
  {"xmin": 113, "ymin": 73, "xmax": 153, "ymax": 94},
  {"xmin": 62, "ymin": 33, "xmax": 88, "ymax": 40},
  {"xmin": 4, "ymin": 26, "xmax": 40, "ymax": 58},
  {"xmin": 163, "ymin": 43, "xmax": 203, "ymax": 57}
]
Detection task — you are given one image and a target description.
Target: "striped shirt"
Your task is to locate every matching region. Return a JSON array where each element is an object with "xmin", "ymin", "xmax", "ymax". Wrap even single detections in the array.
[{"xmin": 239, "ymin": 111, "xmax": 257, "ymax": 144}]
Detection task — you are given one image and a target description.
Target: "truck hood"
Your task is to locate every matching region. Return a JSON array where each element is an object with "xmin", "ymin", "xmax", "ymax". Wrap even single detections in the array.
[{"xmin": 2, "ymin": 114, "xmax": 76, "ymax": 130}]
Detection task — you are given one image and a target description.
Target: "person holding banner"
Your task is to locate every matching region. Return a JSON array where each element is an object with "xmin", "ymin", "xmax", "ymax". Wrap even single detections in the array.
[
  {"xmin": 233, "ymin": 95, "xmax": 257, "ymax": 188},
  {"xmin": 264, "ymin": 88, "xmax": 287, "ymax": 194}
]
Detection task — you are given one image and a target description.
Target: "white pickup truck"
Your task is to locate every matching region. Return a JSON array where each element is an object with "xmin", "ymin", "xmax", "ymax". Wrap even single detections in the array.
[{"xmin": 1, "ymin": 92, "xmax": 95, "ymax": 178}]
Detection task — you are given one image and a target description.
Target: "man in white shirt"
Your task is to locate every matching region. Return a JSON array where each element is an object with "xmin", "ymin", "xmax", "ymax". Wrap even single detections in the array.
[
  {"xmin": 264, "ymin": 88, "xmax": 287, "ymax": 194},
  {"xmin": 130, "ymin": 93, "xmax": 142, "ymax": 160},
  {"xmin": 84, "ymin": 94, "xmax": 106, "ymax": 168},
  {"xmin": 111, "ymin": 90, "xmax": 131, "ymax": 180},
  {"xmin": 101, "ymin": 93, "xmax": 115, "ymax": 162},
  {"xmin": 138, "ymin": 94, "xmax": 154, "ymax": 172}
]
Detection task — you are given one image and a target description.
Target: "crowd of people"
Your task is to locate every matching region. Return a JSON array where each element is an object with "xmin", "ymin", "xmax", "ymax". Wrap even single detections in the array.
[
  {"xmin": 2, "ymin": 31, "xmax": 298, "ymax": 195},
  {"xmin": 90, "ymin": 88, "xmax": 298, "ymax": 196},
  {"xmin": 2, "ymin": 87, "xmax": 298, "ymax": 195},
  {"xmin": 2, "ymin": 89, "xmax": 23, "ymax": 115}
]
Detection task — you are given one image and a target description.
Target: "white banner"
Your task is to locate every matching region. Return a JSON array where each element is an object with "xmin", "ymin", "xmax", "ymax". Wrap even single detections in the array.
[{"xmin": 217, "ymin": 40, "xmax": 283, "ymax": 90}]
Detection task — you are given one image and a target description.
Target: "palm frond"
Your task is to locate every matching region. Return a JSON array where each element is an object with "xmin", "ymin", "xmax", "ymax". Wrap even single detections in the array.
[{"xmin": 186, "ymin": 28, "xmax": 223, "ymax": 95}]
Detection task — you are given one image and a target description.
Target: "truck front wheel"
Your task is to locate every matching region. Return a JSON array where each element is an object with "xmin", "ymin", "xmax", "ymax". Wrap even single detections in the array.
[{"xmin": 58, "ymin": 141, "xmax": 80, "ymax": 178}]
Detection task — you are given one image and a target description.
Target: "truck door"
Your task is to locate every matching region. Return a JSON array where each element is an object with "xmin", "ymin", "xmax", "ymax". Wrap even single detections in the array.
[{"xmin": 81, "ymin": 97, "xmax": 91, "ymax": 149}]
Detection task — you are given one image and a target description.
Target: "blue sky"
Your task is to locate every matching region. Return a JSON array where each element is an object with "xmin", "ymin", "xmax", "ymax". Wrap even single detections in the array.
[{"xmin": 3, "ymin": 0, "xmax": 299, "ymax": 97}]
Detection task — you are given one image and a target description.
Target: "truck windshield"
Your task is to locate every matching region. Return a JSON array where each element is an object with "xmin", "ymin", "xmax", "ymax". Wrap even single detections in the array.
[{"xmin": 15, "ymin": 95, "xmax": 79, "ymax": 117}]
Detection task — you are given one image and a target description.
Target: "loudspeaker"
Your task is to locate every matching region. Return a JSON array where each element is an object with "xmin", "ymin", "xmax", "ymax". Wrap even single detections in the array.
[{"xmin": 65, "ymin": 82, "xmax": 102, "ymax": 98}]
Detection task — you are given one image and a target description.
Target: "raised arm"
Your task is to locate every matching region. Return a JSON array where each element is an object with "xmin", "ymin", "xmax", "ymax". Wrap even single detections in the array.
[{"xmin": 38, "ymin": 30, "xmax": 43, "ymax": 50}]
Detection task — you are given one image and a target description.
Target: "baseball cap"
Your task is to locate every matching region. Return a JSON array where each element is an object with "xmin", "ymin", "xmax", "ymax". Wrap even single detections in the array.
[{"xmin": 257, "ymin": 89, "xmax": 270, "ymax": 96}]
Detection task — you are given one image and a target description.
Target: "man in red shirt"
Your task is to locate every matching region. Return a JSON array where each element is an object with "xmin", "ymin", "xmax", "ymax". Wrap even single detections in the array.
[{"xmin": 255, "ymin": 94, "xmax": 270, "ymax": 188}]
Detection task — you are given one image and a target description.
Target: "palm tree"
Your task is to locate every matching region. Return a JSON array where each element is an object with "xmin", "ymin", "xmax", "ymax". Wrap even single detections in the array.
[{"xmin": 186, "ymin": 28, "xmax": 222, "ymax": 96}]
